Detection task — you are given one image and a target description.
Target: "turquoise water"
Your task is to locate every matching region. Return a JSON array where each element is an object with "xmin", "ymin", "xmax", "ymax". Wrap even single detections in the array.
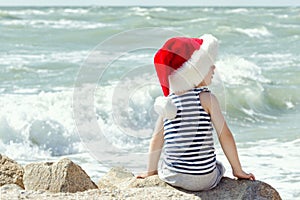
[{"xmin": 0, "ymin": 6, "xmax": 299, "ymax": 199}]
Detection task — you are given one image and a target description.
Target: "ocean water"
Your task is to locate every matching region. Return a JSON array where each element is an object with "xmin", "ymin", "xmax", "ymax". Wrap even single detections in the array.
[{"xmin": 0, "ymin": 6, "xmax": 299, "ymax": 199}]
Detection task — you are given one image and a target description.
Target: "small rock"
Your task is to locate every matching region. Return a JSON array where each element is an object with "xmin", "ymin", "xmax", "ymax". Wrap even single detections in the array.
[
  {"xmin": 0, "ymin": 183, "xmax": 23, "ymax": 191},
  {"xmin": 128, "ymin": 174, "xmax": 171, "ymax": 188},
  {"xmin": 0, "ymin": 154, "xmax": 24, "ymax": 189},
  {"xmin": 0, "ymin": 183, "xmax": 23, "ymax": 199},
  {"xmin": 98, "ymin": 166, "xmax": 134, "ymax": 189},
  {"xmin": 23, "ymin": 158, "xmax": 97, "ymax": 193}
]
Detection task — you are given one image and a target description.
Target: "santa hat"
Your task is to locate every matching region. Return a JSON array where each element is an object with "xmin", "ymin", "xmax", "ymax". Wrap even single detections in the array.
[{"xmin": 153, "ymin": 34, "xmax": 219, "ymax": 119}]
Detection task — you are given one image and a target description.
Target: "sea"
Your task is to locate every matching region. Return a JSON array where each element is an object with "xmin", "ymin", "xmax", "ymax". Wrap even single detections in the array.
[{"xmin": 0, "ymin": 6, "xmax": 299, "ymax": 199}]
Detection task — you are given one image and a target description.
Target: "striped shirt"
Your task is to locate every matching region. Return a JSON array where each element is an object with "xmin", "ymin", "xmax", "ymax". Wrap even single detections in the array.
[{"xmin": 162, "ymin": 87, "xmax": 216, "ymax": 175}]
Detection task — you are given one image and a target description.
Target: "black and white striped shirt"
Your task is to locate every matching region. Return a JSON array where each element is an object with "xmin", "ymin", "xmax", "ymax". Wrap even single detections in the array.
[{"xmin": 162, "ymin": 87, "xmax": 216, "ymax": 175}]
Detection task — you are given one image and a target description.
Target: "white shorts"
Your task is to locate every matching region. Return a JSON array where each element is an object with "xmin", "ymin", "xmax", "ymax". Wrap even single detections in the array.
[{"xmin": 158, "ymin": 161, "xmax": 225, "ymax": 191}]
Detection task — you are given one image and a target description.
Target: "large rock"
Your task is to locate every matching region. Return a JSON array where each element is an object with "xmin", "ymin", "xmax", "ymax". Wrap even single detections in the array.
[
  {"xmin": 184, "ymin": 177, "xmax": 282, "ymax": 200},
  {"xmin": 23, "ymin": 158, "xmax": 97, "ymax": 193},
  {"xmin": 98, "ymin": 167, "xmax": 282, "ymax": 200},
  {"xmin": 0, "ymin": 154, "xmax": 24, "ymax": 189}
]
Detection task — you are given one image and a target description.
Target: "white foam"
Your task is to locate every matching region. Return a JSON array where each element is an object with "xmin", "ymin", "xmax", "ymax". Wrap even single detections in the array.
[
  {"xmin": 266, "ymin": 22, "xmax": 300, "ymax": 29},
  {"xmin": 1, "ymin": 51, "xmax": 89, "ymax": 69},
  {"xmin": 2, "ymin": 9, "xmax": 52, "ymax": 16},
  {"xmin": 129, "ymin": 7, "xmax": 148, "ymax": 12},
  {"xmin": 225, "ymin": 8, "xmax": 249, "ymax": 14},
  {"xmin": 0, "ymin": 89, "xmax": 81, "ymax": 156},
  {"xmin": 0, "ymin": 141, "xmax": 52, "ymax": 161},
  {"xmin": 235, "ymin": 26, "xmax": 272, "ymax": 38},
  {"xmin": 118, "ymin": 53, "xmax": 151, "ymax": 61},
  {"xmin": 1, "ymin": 8, "xmax": 92, "ymax": 16},
  {"xmin": 93, "ymin": 79, "xmax": 158, "ymax": 140},
  {"xmin": 63, "ymin": 8, "xmax": 89, "ymax": 14},
  {"xmin": 250, "ymin": 53, "xmax": 292, "ymax": 60},
  {"xmin": 189, "ymin": 17, "xmax": 208, "ymax": 23},
  {"xmin": 215, "ymin": 55, "xmax": 270, "ymax": 85},
  {"xmin": 0, "ymin": 19, "xmax": 113, "ymax": 29},
  {"xmin": 129, "ymin": 7, "xmax": 149, "ymax": 16},
  {"xmin": 285, "ymin": 101, "xmax": 295, "ymax": 109},
  {"xmin": 0, "ymin": 80, "xmax": 157, "ymax": 162},
  {"xmin": 278, "ymin": 14, "xmax": 289, "ymax": 19},
  {"xmin": 149, "ymin": 7, "xmax": 168, "ymax": 12}
]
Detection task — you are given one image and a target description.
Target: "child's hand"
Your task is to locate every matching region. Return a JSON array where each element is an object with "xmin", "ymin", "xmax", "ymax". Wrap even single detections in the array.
[
  {"xmin": 233, "ymin": 169, "xmax": 255, "ymax": 181},
  {"xmin": 136, "ymin": 170, "xmax": 158, "ymax": 179}
]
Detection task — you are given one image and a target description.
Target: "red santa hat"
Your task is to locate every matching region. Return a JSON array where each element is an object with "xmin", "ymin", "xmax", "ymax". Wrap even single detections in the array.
[{"xmin": 153, "ymin": 34, "xmax": 219, "ymax": 119}]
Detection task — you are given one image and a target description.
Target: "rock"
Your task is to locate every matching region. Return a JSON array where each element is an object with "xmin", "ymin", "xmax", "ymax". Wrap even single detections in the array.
[
  {"xmin": 98, "ymin": 166, "xmax": 135, "ymax": 189},
  {"xmin": 0, "ymin": 184, "xmax": 23, "ymax": 199},
  {"xmin": 0, "ymin": 154, "xmax": 24, "ymax": 189},
  {"xmin": 23, "ymin": 158, "xmax": 97, "ymax": 193},
  {"xmin": 185, "ymin": 177, "xmax": 282, "ymax": 200},
  {"xmin": 128, "ymin": 174, "xmax": 172, "ymax": 188},
  {"xmin": 0, "ymin": 183, "xmax": 23, "ymax": 192},
  {"xmin": 99, "ymin": 167, "xmax": 282, "ymax": 200},
  {"xmin": 98, "ymin": 167, "xmax": 171, "ymax": 189}
]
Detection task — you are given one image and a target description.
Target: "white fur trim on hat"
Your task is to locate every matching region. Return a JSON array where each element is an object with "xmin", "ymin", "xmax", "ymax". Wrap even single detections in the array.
[
  {"xmin": 169, "ymin": 34, "xmax": 218, "ymax": 93},
  {"xmin": 154, "ymin": 96, "xmax": 177, "ymax": 120}
]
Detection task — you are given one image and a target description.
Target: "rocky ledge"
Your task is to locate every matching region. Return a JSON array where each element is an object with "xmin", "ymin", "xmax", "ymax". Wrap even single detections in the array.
[{"xmin": 0, "ymin": 154, "xmax": 282, "ymax": 200}]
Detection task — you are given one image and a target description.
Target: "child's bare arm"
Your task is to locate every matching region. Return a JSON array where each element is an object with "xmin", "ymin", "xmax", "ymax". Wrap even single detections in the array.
[
  {"xmin": 200, "ymin": 92, "xmax": 255, "ymax": 180},
  {"xmin": 137, "ymin": 116, "xmax": 164, "ymax": 178}
]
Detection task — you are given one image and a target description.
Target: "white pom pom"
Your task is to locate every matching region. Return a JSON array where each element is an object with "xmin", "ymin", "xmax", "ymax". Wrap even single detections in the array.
[
  {"xmin": 154, "ymin": 96, "xmax": 177, "ymax": 120},
  {"xmin": 200, "ymin": 34, "xmax": 219, "ymax": 62}
]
